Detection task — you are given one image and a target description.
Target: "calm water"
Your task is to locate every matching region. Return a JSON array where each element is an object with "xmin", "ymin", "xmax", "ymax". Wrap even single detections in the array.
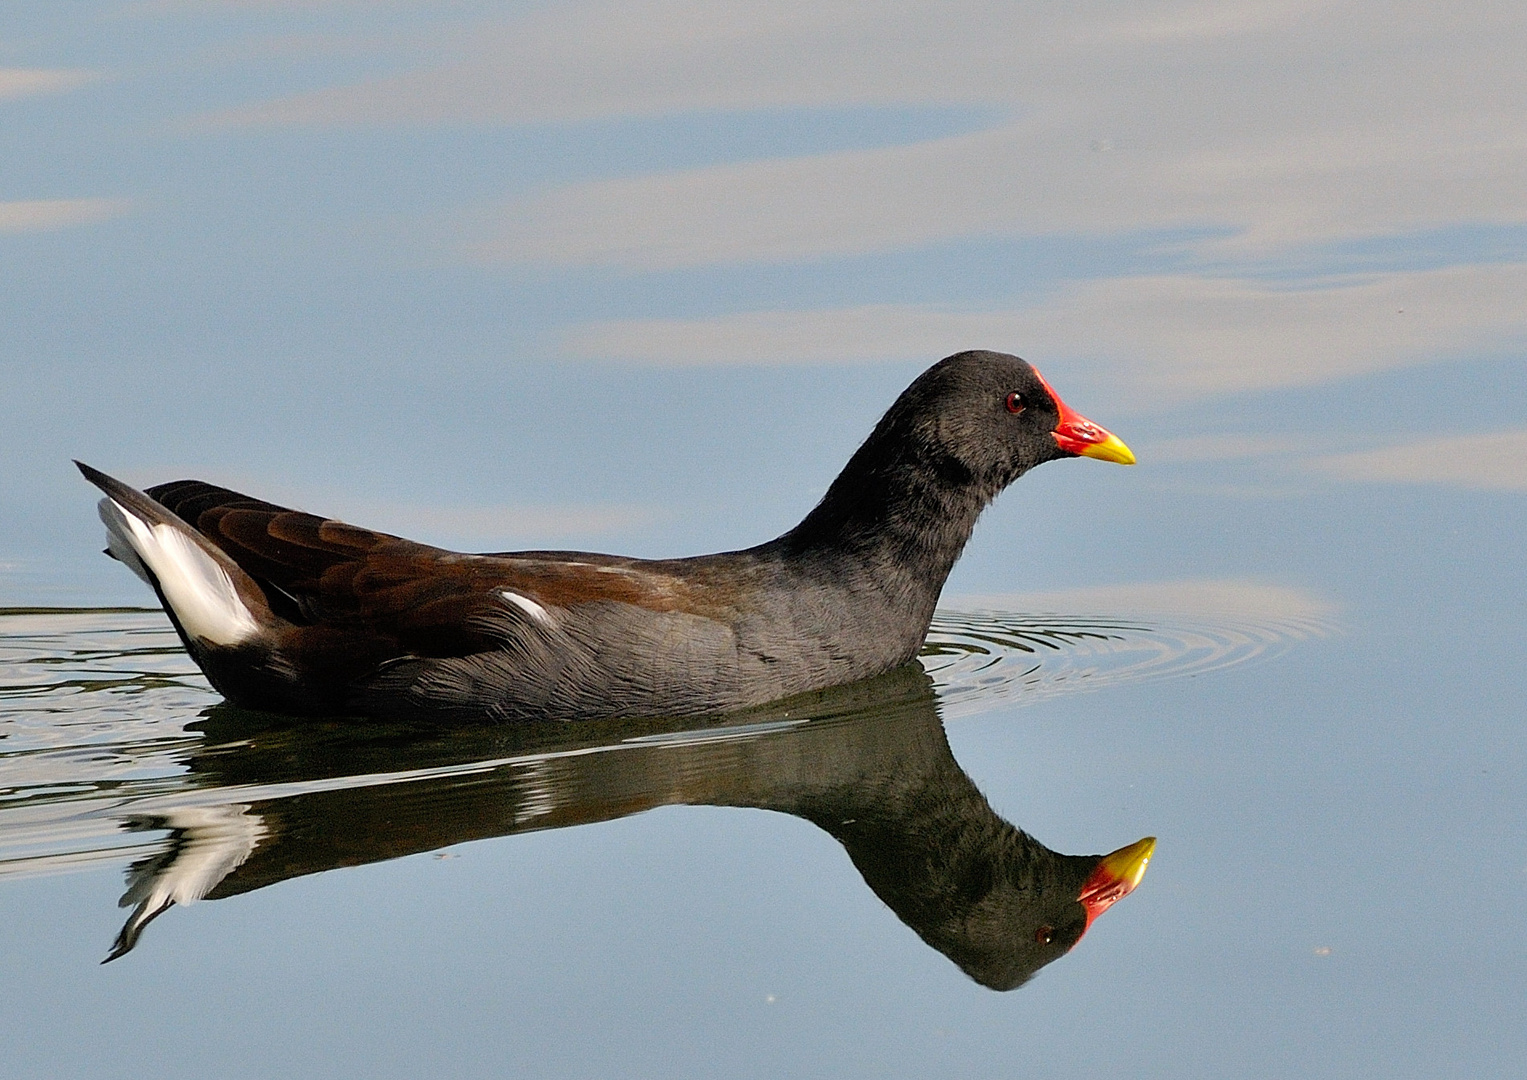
[
  {"xmin": 5, "ymin": 2, "xmax": 1525, "ymax": 1075},
  {"xmin": 2, "ymin": 603, "xmax": 1316, "ymax": 964},
  {"xmin": 8, "ymin": 566, "xmax": 1524, "ymax": 1079}
]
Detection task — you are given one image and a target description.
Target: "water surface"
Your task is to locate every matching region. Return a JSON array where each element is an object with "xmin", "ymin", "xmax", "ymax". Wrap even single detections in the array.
[
  {"xmin": 1, "ymin": 573, "xmax": 1522, "ymax": 1079},
  {"xmin": 3, "ymin": 603, "xmax": 1307, "ymax": 966}
]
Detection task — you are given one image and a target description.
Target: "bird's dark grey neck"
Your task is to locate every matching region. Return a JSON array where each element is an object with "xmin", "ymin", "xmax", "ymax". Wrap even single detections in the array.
[{"xmin": 776, "ymin": 433, "xmax": 999, "ymax": 616}]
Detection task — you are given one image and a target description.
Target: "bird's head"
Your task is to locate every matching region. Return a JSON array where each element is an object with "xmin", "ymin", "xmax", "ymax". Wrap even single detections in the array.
[{"xmin": 888, "ymin": 350, "xmax": 1134, "ymax": 493}]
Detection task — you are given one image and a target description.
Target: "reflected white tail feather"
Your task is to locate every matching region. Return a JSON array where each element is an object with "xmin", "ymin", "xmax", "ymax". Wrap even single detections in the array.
[
  {"xmin": 97, "ymin": 496, "xmax": 262, "ymax": 647},
  {"xmin": 108, "ymin": 804, "xmax": 266, "ymax": 961},
  {"xmin": 119, "ymin": 804, "xmax": 265, "ymax": 912}
]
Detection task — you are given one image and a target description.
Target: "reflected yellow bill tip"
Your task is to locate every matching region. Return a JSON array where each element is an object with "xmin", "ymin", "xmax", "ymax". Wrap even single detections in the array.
[{"xmin": 1098, "ymin": 835, "xmax": 1156, "ymax": 887}]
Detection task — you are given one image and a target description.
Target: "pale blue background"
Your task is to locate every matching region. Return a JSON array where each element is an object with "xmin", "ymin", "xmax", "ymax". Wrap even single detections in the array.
[{"xmin": 2, "ymin": 3, "xmax": 1524, "ymax": 1076}]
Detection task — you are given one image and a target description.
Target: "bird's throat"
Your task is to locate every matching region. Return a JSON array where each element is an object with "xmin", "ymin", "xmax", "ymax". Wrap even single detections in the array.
[{"xmin": 782, "ymin": 448, "xmax": 996, "ymax": 624}]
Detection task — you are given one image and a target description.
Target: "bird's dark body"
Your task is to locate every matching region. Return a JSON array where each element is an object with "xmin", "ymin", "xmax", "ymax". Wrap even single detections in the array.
[{"xmin": 82, "ymin": 351, "xmax": 1123, "ymax": 722}]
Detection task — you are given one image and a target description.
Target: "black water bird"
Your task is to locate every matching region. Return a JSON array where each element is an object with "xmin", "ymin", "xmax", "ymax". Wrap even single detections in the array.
[{"xmin": 78, "ymin": 351, "xmax": 1133, "ymax": 721}]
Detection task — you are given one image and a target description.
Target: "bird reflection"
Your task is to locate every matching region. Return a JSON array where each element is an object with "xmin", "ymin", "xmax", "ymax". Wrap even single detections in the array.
[{"xmin": 110, "ymin": 665, "xmax": 1153, "ymax": 989}]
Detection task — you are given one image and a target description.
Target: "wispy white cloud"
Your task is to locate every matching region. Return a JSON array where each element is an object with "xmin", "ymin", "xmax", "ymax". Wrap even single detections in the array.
[
  {"xmin": 193, "ymin": 0, "xmax": 1527, "ymax": 265},
  {"xmin": 0, "ymin": 198, "xmax": 131, "ymax": 233},
  {"xmin": 206, "ymin": 0, "xmax": 1338, "ymax": 127},
  {"xmin": 0, "ymin": 68, "xmax": 98, "ymax": 101},
  {"xmin": 1143, "ymin": 434, "xmax": 1326, "ymax": 463},
  {"xmin": 564, "ymin": 263, "xmax": 1527, "ymax": 405},
  {"xmin": 1109, "ymin": 428, "xmax": 1527, "ymax": 492},
  {"xmin": 1309, "ymin": 430, "xmax": 1527, "ymax": 492},
  {"xmin": 125, "ymin": 0, "xmax": 446, "ymax": 12},
  {"xmin": 465, "ymin": 111, "xmax": 1527, "ymax": 267}
]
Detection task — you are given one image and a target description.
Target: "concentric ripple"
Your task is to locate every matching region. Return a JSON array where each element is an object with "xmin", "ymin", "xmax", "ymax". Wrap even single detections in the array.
[{"xmin": 923, "ymin": 603, "xmax": 1336, "ymax": 717}]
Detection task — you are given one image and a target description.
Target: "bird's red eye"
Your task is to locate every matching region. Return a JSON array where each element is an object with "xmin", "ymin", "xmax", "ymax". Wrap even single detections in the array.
[
  {"xmin": 1005, "ymin": 392, "xmax": 1025, "ymax": 414},
  {"xmin": 1034, "ymin": 924, "xmax": 1054, "ymax": 945}
]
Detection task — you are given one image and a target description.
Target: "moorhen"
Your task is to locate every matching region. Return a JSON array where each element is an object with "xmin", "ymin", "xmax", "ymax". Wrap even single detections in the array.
[{"xmin": 78, "ymin": 350, "xmax": 1133, "ymax": 721}]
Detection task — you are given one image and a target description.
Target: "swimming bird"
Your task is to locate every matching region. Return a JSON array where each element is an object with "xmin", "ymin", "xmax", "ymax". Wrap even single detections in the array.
[{"xmin": 78, "ymin": 350, "xmax": 1133, "ymax": 721}]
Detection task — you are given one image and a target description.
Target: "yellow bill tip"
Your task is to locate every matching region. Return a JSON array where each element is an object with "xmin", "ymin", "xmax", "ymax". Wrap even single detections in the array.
[{"xmin": 1078, "ymin": 433, "xmax": 1137, "ymax": 466}]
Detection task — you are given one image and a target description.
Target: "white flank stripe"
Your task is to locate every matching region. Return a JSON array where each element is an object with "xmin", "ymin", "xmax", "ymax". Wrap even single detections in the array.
[
  {"xmin": 99, "ymin": 499, "xmax": 261, "ymax": 647},
  {"xmin": 501, "ymin": 589, "xmax": 555, "ymax": 626}
]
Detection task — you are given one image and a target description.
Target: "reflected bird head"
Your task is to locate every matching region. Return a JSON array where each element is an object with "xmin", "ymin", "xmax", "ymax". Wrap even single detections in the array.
[{"xmin": 909, "ymin": 835, "xmax": 1156, "ymax": 991}]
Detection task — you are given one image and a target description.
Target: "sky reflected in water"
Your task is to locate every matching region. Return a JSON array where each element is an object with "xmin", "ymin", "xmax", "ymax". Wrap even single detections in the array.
[
  {"xmin": 3, "ymin": 2, "xmax": 1526, "ymax": 1076},
  {"xmin": 0, "ymin": 604, "xmax": 1235, "ymax": 971},
  {"xmin": 4, "ymin": 562, "xmax": 1523, "ymax": 1078}
]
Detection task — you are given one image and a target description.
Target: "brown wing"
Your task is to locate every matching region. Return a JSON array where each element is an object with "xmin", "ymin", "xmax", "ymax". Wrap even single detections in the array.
[{"xmin": 147, "ymin": 480, "xmax": 719, "ymax": 658}]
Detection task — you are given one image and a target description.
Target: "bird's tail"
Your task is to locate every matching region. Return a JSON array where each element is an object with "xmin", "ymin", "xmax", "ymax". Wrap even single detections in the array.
[{"xmin": 76, "ymin": 461, "xmax": 277, "ymax": 649}]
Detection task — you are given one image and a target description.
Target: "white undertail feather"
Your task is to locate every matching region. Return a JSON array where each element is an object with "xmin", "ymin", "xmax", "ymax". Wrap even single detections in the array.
[{"xmin": 98, "ymin": 497, "xmax": 261, "ymax": 646}]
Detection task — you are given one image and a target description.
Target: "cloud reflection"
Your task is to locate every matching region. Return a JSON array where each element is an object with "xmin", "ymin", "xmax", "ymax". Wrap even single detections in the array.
[
  {"xmin": 185, "ymin": 2, "xmax": 1526, "ymax": 276},
  {"xmin": 564, "ymin": 265, "xmax": 1527, "ymax": 403},
  {"xmin": 1309, "ymin": 429, "xmax": 1527, "ymax": 492},
  {"xmin": 0, "ymin": 198, "xmax": 130, "ymax": 233},
  {"xmin": 0, "ymin": 68, "xmax": 98, "ymax": 101}
]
